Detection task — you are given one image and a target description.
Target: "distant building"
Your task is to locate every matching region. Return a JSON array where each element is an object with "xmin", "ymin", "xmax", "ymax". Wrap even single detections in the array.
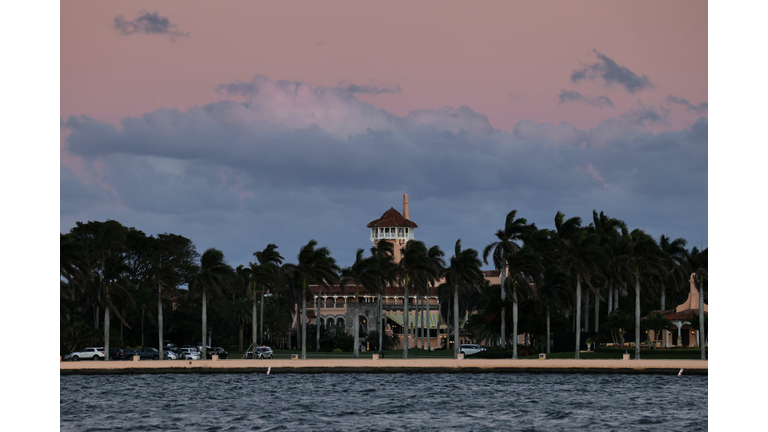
[{"xmin": 301, "ymin": 194, "xmax": 500, "ymax": 350}]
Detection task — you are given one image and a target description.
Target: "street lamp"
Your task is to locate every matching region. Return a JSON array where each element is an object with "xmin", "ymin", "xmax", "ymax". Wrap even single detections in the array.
[{"xmin": 260, "ymin": 289, "xmax": 272, "ymax": 346}]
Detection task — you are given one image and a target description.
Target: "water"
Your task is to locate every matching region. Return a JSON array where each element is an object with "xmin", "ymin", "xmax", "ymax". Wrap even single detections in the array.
[{"xmin": 61, "ymin": 373, "xmax": 707, "ymax": 431}]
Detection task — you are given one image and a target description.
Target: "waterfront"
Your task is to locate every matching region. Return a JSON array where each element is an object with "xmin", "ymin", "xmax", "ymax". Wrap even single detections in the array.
[{"xmin": 60, "ymin": 373, "xmax": 707, "ymax": 430}]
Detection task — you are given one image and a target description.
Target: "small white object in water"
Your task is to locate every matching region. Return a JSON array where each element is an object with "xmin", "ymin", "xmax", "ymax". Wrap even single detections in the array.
[
  {"xmin": 678, "ymin": 368, "xmax": 684, "ymax": 376},
  {"xmin": 267, "ymin": 367, "xmax": 271, "ymax": 375}
]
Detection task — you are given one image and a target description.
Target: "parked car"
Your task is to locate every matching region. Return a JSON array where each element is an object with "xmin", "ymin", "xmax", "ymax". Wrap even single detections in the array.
[
  {"xmin": 179, "ymin": 347, "xmax": 201, "ymax": 360},
  {"xmin": 205, "ymin": 347, "xmax": 228, "ymax": 359},
  {"xmin": 246, "ymin": 346, "xmax": 273, "ymax": 359},
  {"xmin": 64, "ymin": 347, "xmax": 105, "ymax": 361},
  {"xmin": 123, "ymin": 348, "xmax": 137, "ymax": 360},
  {"xmin": 459, "ymin": 344, "xmax": 486, "ymax": 356},
  {"xmin": 108, "ymin": 348, "xmax": 126, "ymax": 360},
  {"xmin": 164, "ymin": 350, "xmax": 178, "ymax": 360},
  {"xmin": 138, "ymin": 347, "xmax": 160, "ymax": 360}
]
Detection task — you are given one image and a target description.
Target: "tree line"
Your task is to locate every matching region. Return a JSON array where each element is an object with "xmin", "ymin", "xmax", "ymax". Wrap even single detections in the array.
[{"xmin": 60, "ymin": 209, "xmax": 707, "ymax": 360}]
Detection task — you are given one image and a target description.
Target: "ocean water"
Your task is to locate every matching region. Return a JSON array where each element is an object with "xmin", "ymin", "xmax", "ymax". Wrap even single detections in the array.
[{"xmin": 60, "ymin": 373, "xmax": 707, "ymax": 431}]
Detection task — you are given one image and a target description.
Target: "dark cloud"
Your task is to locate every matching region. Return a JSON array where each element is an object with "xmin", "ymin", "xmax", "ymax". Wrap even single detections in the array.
[
  {"xmin": 626, "ymin": 104, "xmax": 670, "ymax": 126},
  {"xmin": 571, "ymin": 50, "xmax": 653, "ymax": 93},
  {"xmin": 113, "ymin": 11, "xmax": 189, "ymax": 40},
  {"xmin": 336, "ymin": 80, "xmax": 402, "ymax": 95},
  {"xmin": 61, "ymin": 76, "xmax": 706, "ymax": 268},
  {"xmin": 667, "ymin": 95, "xmax": 708, "ymax": 114},
  {"xmin": 558, "ymin": 90, "xmax": 614, "ymax": 108}
]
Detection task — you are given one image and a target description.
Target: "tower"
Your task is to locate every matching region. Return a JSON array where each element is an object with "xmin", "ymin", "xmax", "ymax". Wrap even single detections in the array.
[{"xmin": 367, "ymin": 194, "xmax": 417, "ymax": 263}]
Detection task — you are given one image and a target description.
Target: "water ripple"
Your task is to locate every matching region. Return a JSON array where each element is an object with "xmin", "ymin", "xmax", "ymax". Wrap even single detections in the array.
[{"xmin": 61, "ymin": 373, "xmax": 707, "ymax": 431}]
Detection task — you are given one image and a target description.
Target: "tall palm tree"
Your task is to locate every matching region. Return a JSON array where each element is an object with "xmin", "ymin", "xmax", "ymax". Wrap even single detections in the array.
[
  {"xmin": 398, "ymin": 240, "xmax": 433, "ymax": 358},
  {"xmin": 483, "ymin": 210, "xmax": 529, "ymax": 347},
  {"xmin": 425, "ymin": 245, "xmax": 445, "ymax": 351},
  {"xmin": 251, "ymin": 244, "xmax": 284, "ymax": 348},
  {"xmin": 616, "ymin": 229, "xmax": 663, "ymax": 360},
  {"xmin": 370, "ymin": 241, "xmax": 397, "ymax": 356},
  {"xmin": 444, "ymin": 240, "xmax": 485, "ymax": 359},
  {"xmin": 551, "ymin": 212, "xmax": 602, "ymax": 359},
  {"xmin": 293, "ymin": 240, "xmax": 340, "ymax": 359},
  {"xmin": 193, "ymin": 248, "xmax": 234, "ymax": 360},
  {"xmin": 588, "ymin": 211, "xmax": 627, "ymax": 330},
  {"xmin": 687, "ymin": 246, "xmax": 708, "ymax": 359},
  {"xmin": 340, "ymin": 249, "xmax": 382, "ymax": 358},
  {"xmin": 506, "ymin": 228, "xmax": 546, "ymax": 358},
  {"xmin": 657, "ymin": 234, "xmax": 688, "ymax": 347}
]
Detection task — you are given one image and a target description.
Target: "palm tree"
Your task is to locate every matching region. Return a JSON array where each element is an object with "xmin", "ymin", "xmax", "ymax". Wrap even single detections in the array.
[
  {"xmin": 444, "ymin": 240, "xmax": 485, "ymax": 359},
  {"xmin": 340, "ymin": 249, "xmax": 382, "ymax": 358},
  {"xmin": 193, "ymin": 248, "xmax": 234, "ymax": 360},
  {"xmin": 293, "ymin": 240, "xmax": 340, "ymax": 359},
  {"xmin": 398, "ymin": 240, "xmax": 433, "ymax": 358},
  {"xmin": 425, "ymin": 245, "xmax": 445, "ymax": 351},
  {"xmin": 588, "ymin": 211, "xmax": 627, "ymax": 330},
  {"xmin": 370, "ymin": 241, "xmax": 397, "ymax": 356},
  {"xmin": 657, "ymin": 234, "xmax": 688, "ymax": 347},
  {"xmin": 687, "ymin": 246, "xmax": 708, "ymax": 359},
  {"xmin": 251, "ymin": 244, "xmax": 284, "ymax": 348},
  {"xmin": 551, "ymin": 212, "xmax": 602, "ymax": 359},
  {"xmin": 69, "ymin": 220, "xmax": 134, "ymax": 361},
  {"xmin": 617, "ymin": 229, "xmax": 663, "ymax": 359},
  {"xmin": 483, "ymin": 210, "xmax": 530, "ymax": 347}
]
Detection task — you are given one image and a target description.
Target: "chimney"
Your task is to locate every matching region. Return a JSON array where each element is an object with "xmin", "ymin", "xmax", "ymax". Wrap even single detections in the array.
[{"xmin": 403, "ymin": 193, "xmax": 409, "ymax": 220}]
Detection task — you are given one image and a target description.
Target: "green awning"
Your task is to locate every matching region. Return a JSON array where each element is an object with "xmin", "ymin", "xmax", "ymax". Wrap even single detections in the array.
[{"xmin": 384, "ymin": 311, "xmax": 443, "ymax": 329}]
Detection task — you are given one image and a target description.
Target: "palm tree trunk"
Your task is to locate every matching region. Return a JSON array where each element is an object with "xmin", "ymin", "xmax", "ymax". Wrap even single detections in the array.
[
  {"xmin": 546, "ymin": 306, "xmax": 551, "ymax": 355},
  {"xmin": 415, "ymin": 295, "xmax": 420, "ymax": 349},
  {"xmin": 316, "ymin": 286, "xmax": 322, "ymax": 352},
  {"xmin": 259, "ymin": 289, "xmax": 265, "ymax": 346},
  {"xmin": 354, "ymin": 284, "xmax": 360, "ymax": 359},
  {"xmin": 660, "ymin": 287, "xmax": 666, "ymax": 347},
  {"xmin": 158, "ymin": 284, "xmax": 164, "ymax": 359},
  {"xmin": 698, "ymin": 279, "xmax": 706, "ymax": 360},
  {"xmin": 584, "ymin": 290, "xmax": 589, "ymax": 333},
  {"xmin": 104, "ymin": 306, "xmax": 110, "ymax": 361},
  {"xmin": 614, "ymin": 287, "xmax": 619, "ymax": 311},
  {"xmin": 500, "ymin": 260, "xmax": 506, "ymax": 348},
  {"xmin": 575, "ymin": 275, "xmax": 582, "ymax": 360},
  {"xmin": 402, "ymin": 285, "xmax": 409, "ymax": 359},
  {"xmin": 594, "ymin": 289, "xmax": 599, "ymax": 333},
  {"xmin": 426, "ymin": 289, "xmax": 431, "ymax": 351},
  {"xmin": 202, "ymin": 287, "xmax": 207, "ymax": 360},
  {"xmin": 252, "ymin": 283, "xmax": 258, "ymax": 349},
  {"xmin": 378, "ymin": 293, "xmax": 383, "ymax": 355},
  {"xmin": 141, "ymin": 308, "xmax": 145, "ymax": 347},
  {"xmin": 512, "ymin": 285, "xmax": 519, "ymax": 359},
  {"xmin": 453, "ymin": 284, "xmax": 460, "ymax": 359},
  {"xmin": 301, "ymin": 293, "xmax": 307, "ymax": 359},
  {"xmin": 239, "ymin": 324, "xmax": 244, "ymax": 351},
  {"xmin": 634, "ymin": 277, "xmax": 641, "ymax": 360},
  {"xmin": 607, "ymin": 282, "xmax": 613, "ymax": 315}
]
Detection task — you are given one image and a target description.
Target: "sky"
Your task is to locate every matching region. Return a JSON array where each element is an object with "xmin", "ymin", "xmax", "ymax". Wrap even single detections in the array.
[{"xmin": 60, "ymin": 0, "xmax": 708, "ymax": 270}]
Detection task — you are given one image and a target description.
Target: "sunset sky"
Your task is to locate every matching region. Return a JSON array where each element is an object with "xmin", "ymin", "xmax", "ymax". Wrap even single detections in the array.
[{"xmin": 59, "ymin": 1, "xmax": 709, "ymax": 268}]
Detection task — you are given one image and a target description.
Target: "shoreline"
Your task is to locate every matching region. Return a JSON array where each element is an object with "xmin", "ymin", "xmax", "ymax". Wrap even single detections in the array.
[{"xmin": 60, "ymin": 358, "xmax": 708, "ymax": 376}]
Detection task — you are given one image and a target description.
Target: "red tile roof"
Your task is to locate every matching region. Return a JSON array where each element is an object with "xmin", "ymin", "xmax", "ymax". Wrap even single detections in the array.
[
  {"xmin": 647, "ymin": 309, "xmax": 706, "ymax": 321},
  {"xmin": 367, "ymin": 207, "xmax": 418, "ymax": 228}
]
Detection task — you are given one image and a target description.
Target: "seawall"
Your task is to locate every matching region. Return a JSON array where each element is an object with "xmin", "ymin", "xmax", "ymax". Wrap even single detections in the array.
[{"xmin": 60, "ymin": 358, "xmax": 707, "ymax": 376}]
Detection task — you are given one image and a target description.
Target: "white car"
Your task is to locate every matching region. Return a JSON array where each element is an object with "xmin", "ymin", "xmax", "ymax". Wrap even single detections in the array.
[
  {"xmin": 64, "ymin": 347, "xmax": 105, "ymax": 361},
  {"xmin": 246, "ymin": 346, "xmax": 274, "ymax": 359},
  {"xmin": 179, "ymin": 347, "xmax": 201, "ymax": 360},
  {"xmin": 459, "ymin": 344, "xmax": 485, "ymax": 356}
]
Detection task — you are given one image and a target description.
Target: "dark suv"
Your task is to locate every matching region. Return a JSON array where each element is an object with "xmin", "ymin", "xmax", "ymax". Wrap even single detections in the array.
[
  {"xmin": 206, "ymin": 347, "xmax": 229, "ymax": 359},
  {"xmin": 138, "ymin": 347, "xmax": 160, "ymax": 360},
  {"xmin": 108, "ymin": 348, "xmax": 127, "ymax": 360}
]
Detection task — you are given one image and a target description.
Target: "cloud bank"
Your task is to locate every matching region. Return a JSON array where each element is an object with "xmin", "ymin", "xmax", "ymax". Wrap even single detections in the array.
[{"xmin": 61, "ymin": 75, "xmax": 707, "ymax": 267}]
